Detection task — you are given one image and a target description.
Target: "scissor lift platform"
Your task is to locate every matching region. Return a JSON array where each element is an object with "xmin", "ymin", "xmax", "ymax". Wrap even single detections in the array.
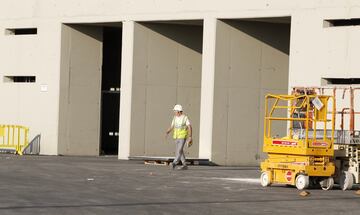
[{"xmin": 260, "ymin": 93, "xmax": 336, "ymax": 190}]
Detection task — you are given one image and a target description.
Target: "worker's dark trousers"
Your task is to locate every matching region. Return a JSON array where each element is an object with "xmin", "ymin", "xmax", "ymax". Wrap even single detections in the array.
[{"xmin": 173, "ymin": 138, "xmax": 186, "ymax": 166}]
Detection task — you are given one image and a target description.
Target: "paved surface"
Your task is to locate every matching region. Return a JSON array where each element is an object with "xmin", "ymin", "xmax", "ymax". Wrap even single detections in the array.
[{"xmin": 0, "ymin": 155, "xmax": 360, "ymax": 215}]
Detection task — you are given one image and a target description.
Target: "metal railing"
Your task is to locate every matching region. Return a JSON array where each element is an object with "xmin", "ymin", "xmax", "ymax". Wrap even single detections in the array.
[
  {"xmin": 0, "ymin": 125, "xmax": 29, "ymax": 155},
  {"xmin": 23, "ymin": 134, "xmax": 41, "ymax": 155},
  {"xmin": 264, "ymin": 94, "xmax": 335, "ymax": 148}
]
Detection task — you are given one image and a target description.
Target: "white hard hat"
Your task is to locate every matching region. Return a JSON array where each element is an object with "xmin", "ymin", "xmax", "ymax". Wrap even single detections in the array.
[{"xmin": 173, "ymin": 104, "xmax": 183, "ymax": 112}]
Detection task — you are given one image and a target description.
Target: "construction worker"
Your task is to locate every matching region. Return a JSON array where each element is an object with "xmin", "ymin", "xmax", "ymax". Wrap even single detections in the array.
[{"xmin": 166, "ymin": 104, "xmax": 192, "ymax": 170}]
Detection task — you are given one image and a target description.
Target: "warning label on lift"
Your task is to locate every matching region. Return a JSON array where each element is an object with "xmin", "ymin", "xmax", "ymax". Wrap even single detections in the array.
[
  {"xmin": 272, "ymin": 140, "xmax": 298, "ymax": 146},
  {"xmin": 285, "ymin": 171, "xmax": 292, "ymax": 182},
  {"xmin": 312, "ymin": 142, "xmax": 328, "ymax": 147}
]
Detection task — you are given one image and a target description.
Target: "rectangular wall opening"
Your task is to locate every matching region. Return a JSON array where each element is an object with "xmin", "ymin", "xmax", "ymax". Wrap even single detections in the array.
[
  {"xmin": 213, "ymin": 17, "xmax": 291, "ymax": 165},
  {"xmin": 5, "ymin": 28, "xmax": 37, "ymax": 35},
  {"xmin": 59, "ymin": 23, "xmax": 122, "ymax": 156},
  {"xmin": 4, "ymin": 76, "xmax": 36, "ymax": 83},
  {"xmin": 324, "ymin": 19, "xmax": 360, "ymax": 28},
  {"xmin": 131, "ymin": 20, "xmax": 203, "ymax": 158},
  {"xmin": 322, "ymin": 78, "xmax": 360, "ymax": 85}
]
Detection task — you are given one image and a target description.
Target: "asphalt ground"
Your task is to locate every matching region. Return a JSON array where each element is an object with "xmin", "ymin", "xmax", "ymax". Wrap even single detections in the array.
[{"xmin": 0, "ymin": 155, "xmax": 359, "ymax": 215}]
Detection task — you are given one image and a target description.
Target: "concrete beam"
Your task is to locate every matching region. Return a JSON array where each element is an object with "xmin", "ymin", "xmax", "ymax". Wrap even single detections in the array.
[
  {"xmin": 118, "ymin": 21, "xmax": 134, "ymax": 159},
  {"xmin": 199, "ymin": 18, "xmax": 217, "ymax": 160}
]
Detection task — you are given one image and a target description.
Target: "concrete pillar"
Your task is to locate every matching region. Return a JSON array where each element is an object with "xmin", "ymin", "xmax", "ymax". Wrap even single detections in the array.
[
  {"xmin": 118, "ymin": 21, "xmax": 134, "ymax": 159},
  {"xmin": 199, "ymin": 18, "xmax": 217, "ymax": 160}
]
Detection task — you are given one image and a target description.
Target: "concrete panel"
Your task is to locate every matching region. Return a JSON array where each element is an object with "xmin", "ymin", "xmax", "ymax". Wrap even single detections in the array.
[
  {"xmin": 132, "ymin": 23, "xmax": 149, "ymax": 86},
  {"xmin": 147, "ymin": 28, "xmax": 178, "ymax": 86},
  {"xmin": 213, "ymin": 19, "xmax": 290, "ymax": 165},
  {"xmin": 58, "ymin": 25, "xmax": 102, "ymax": 155},
  {"xmin": 129, "ymin": 86, "xmax": 146, "ymax": 156},
  {"xmin": 131, "ymin": 22, "xmax": 202, "ymax": 158},
  {"xmin": 226, "ymin": 88, "xmax": 260, "ymax": 165},
  {"xmin": 323, "ymin": 28, "xmax": 349, "ymax": 78},
  {"xmin": 228, "ymin": 23, "xmax": 262, "ymax": 89},
  {"xmin": 177, "ymin": 44, "xmax": 202, "ymax": 88},
  {"xmin": 144, "ymin": 86, "xmax": 176, "ymax": 156},
  {"xmin": 58, "ymin": 24, "xmax": 71, "ymax": 155},
  {"xmin": 260, "ymin": 45, "xmax": 289, "ymax": 89},
  {"xmin": 213, "ymin": 20, "xmax": 231, "ymax": 88},
  {"xmin": 212, "ymin": 20, "xmax": 231, "ymax": 164},
  {"xmin": 289, "ymin": 12, "xmax": 335, "ymax": 87},
  {"xmin": 212, "ymin": 87, "xmax": 229, "ymax": 165},
  {"xmin": 348, "ymin": 28, "xmax": 360, "ymax": 77}
]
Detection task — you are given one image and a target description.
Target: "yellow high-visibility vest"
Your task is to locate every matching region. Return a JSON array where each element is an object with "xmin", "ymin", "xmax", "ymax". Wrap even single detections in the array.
[{"xmin": 173, "ymin": 116, "xmax": 189, "ymax": 139}]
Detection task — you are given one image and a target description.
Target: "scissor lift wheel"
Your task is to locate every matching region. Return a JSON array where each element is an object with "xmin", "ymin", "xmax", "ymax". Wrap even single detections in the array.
[
  {"xmin": 260, "ymin": 171, "xmax": 271, "ymax": 187},
  {"xmin": 319, "ymin": 177, "xmax": 334, "ymax": 190},
  {"xmin": 295, "ymin": 175, "xmax": 309, "ymax": 190},
  {"xmin": 339, "ymin": 171, "xmax": 354, "ymax": 191}
]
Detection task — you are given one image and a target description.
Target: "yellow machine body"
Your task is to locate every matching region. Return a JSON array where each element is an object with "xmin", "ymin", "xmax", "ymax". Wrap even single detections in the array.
[
  {"xmin": 261, "ymin": 154, "xmax": 335, "ymax": 185},
  {"xmin": 260, "ymin": 93, "xmax": 336, "ymax": 189}
]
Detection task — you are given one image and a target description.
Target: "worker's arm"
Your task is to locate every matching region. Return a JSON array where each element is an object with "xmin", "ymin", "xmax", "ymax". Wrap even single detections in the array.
[
  {"xmin": 187, "ymin": 125, "xmax": 192, "ymax": 140},
  {"xmin": 166, "ymin": 117, "xmax": 175, "ymax": 136},
  {"xmin": 166, "ymin": 126, "xmax": 173, "ymax": 135}
]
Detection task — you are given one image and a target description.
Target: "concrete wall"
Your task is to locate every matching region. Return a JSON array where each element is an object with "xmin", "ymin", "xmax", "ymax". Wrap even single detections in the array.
[
  {"xmin": 2, "ymin": 0, "xmax": 360, "ymax": 165},
  {"xmin": 58, "ymin": 25, "xmax": 103, "ymax": 155},
  {"xmin": 289, "ymin": 11, "xmax": 360, "ymax": 87},
  {"xmin": 0, "ymin": 20, "xmax": 61, "ymax": 155},
  {"xmin": 212, "ymin": 20, "xmax": 290, "ymax": 165},
  {"xmin": 131, "ymin": 22, "xmax": 202, "ymax": 158}
]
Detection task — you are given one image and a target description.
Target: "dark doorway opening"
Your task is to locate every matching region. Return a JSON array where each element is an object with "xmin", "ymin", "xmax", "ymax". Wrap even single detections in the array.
[{"xmin": 100, "ymin": 27, "xmax": 122, "ymax": 155}]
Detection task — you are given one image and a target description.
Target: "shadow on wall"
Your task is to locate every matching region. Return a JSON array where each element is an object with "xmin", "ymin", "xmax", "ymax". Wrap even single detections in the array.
[
  {"xmin": 225, "ymin": 20, "xmax": 290, "ymax": 55},
  {"xmin": 67, "ymin": 24, "xmax": 103, "ymax": 41},
  {"xmin": 140, "ymin": 23, "xmax": 203, "ymax": 54}
]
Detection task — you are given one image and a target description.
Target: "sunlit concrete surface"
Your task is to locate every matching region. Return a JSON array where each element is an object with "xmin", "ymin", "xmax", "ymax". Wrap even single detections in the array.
[
  {"xmin": 0, "ymin": 155, "xmax": 359, "ymax": 215},
  {"xmin": 2, "ymin": 1, "xmax": 360, "ymax": 165}
]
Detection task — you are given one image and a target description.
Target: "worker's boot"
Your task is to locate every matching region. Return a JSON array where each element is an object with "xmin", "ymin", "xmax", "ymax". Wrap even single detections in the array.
[
  {"xmin": 170, "ymin": 162, "xmax": 176, "ymax": 170},
  {"xmin": 177, "ymin": 165, "xmax": 188, "ymax": 170}
]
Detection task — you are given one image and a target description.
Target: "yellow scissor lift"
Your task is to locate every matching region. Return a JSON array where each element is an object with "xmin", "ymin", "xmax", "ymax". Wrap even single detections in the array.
[{"xmin": 260, "ymin": 92, "xmax": 336, "ymax": 190}]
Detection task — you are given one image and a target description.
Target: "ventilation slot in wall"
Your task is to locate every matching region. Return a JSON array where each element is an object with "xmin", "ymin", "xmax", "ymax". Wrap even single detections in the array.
[
  {"xmin": 324, "ymin": 19, "xmax": 360, "ymax": 28},
  {"xmin": 4, "ymin": 76, "xmax": 36, "ymax": 83},
  {"xmin": 5, "ymin": 28, "xmax": 37, "ymax": 35},
  {"xmin": 322, "ymin": 78, "xmax": 360, "ymax": 85}
]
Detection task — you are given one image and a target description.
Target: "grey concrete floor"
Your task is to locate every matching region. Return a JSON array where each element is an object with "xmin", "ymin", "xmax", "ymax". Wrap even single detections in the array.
[{"xmin": 0, "ymin": 155, "xmax": 359, "ymax": 215}]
